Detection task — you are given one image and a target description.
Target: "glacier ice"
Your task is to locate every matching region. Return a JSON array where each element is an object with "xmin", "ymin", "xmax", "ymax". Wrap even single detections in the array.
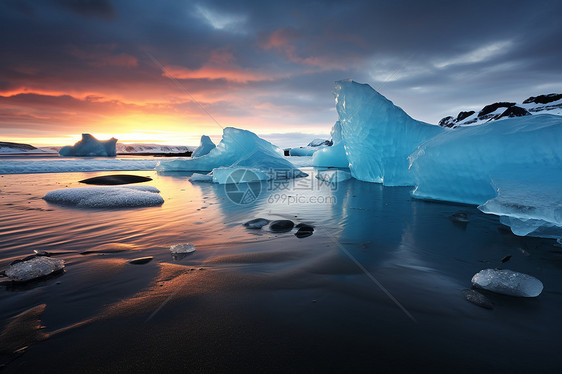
[
  {"xmin": 43, "ymin": 185, "xmax": 164, "ymax": 208},
  {"xmin": 332, "ymin": 80, "xmax": 443, "ymax": 186},
  {"xmin": 410, "ymin": 115, "xmax": 562, "ymax": 205},
  {"xmin": 478, "ymin": 171, "xmax": 562, "ymax": 238},
  {"xmin": 170, "ymin": 243, "xmax": 196, "ymax": 254},
  {"xmin": 59, "ymin": 134, "xmax": 117, "ymax": 157},
  {"xmin": 191, "ymin": 135, "xmax": 216, "ymax": 158},
  {"xmin": 157, "ymin": 127, "xmax": 306, "ymax": 183},
  {"xmin": 189, "ymin": 173, "xmax": 213, "ymax": 182},
  {"xmin": 471, "ymin": 269, "xmax": 543, "ymax": 297},
  {"xmin": 312, "ymin": 121, "xmax": 349, "ymax": 168},
  {"xmin": 5, "ymin": 256, "xmax": 65, "ymax": 282}
]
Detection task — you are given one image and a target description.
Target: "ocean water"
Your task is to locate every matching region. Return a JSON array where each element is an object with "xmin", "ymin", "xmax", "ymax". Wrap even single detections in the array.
[{"xmin": 1, "ymin": 161, "xmax": 562, "ymax": 372}]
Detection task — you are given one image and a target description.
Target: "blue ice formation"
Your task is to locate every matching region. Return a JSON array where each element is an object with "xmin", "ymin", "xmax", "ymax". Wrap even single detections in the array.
[
  {"xmin": 332, "ymin": 80, "xmax": 443, "ymax": 186},
  {"xmin": 191, "ymin": 135, "xmax": 216, "ymax": 158},
  {"xmin": 157, "ymin": 127, "xmax": 306, "ymax": 183},
  {"xmin": 409, "ymin": 115, "xmax": 562, "ymax": 205},
  {"xmin": 477, "ymin": 171, "xmax": 562, "ymax": 239},
  {"xmin": 59, "ymin": 133, "xmax": 117, "ymax": 157},
  {"xmin": 312, "ymin": 121, "xmax": 349, "ymax": 168}
]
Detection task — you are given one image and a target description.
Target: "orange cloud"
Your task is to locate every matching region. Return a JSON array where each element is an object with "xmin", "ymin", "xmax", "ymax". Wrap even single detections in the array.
[{"xmin": 164, "ymin": 65, "xmax": 272, "ymax": 83}]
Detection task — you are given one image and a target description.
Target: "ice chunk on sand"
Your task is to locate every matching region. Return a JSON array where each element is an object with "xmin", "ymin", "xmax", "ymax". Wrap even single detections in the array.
[
  {"xmin": 43, "ymin": 185, "xmax": 164, "ymax": 208},
  {"xmin": 316, "ymin": 169, "xmax": 352, "ymax": 184},
  {"xmin": 333, "ymin": 80, "xmax": 443, "ymax": 185},
  {"xmin": 191, "ymin": 135, "xmax": 216, "ymax": 158},
  {"xmin": 312, "ymin": 121, "xmax": 349, "ymax": 168},
  {"xmin": 5, "ymin": 256, "xmax": 65, "ymax": 282},
  {"xmin": 59, "ymin": 133, "xmax": 117, "ymax": 157},
  {"xmin": 471, "ymin": 269, "xmax": 543, "ymax": 297},
  {"xmin": 410, "ymin": 114, "xmax": 562, "ymax": 206},
  {"xmin": 157, "ymin": 127, "xmax": 306, "ymax": 183},
  {"xmin": 169, "ymin": 243, "xmax": 196, "ymax": 254}
]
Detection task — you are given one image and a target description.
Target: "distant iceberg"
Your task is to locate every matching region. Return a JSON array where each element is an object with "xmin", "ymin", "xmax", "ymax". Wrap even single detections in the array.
[
  {"xmin": 289, "ymin": 138, "xmax": 332, "ymax": 157},
  {"xmin": 157, "ymin": 127, "xmax": 306, "ymax": 184},
  {"xmin": 191, "ymin": 135, "xmax": 216, "ymax": 157},
  {"xmin": 59, "ymin": 133, "xmax": 117, "ymax": 157},
  {"xmin": 312, "ymin": 121, "xmax": 349, "ymax": 168}
]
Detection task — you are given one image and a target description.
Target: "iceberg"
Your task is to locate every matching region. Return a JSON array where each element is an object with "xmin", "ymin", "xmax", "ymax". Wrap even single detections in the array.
[
  {"xmin": 43, "ymin": 185, "xmax": 164, "ymax": 208},
  {"xmin": 332, "ymin": 80, "xmax": 443, "ymax": 186},
  {"xmin": 5, "ymin": 256, "xmax": 65, "ymax": 282},
  {"xmin": 312, "ymin": 121, "xmax": 349, "ymax": 168},
  {"xmin": 471, "ymin": 269, "xmax": 543, "ymax": 297},
  {"xmin": 478, "ymin": 171, "xmax": 562, "ymax": 238},
  {"xmin": 59, "ymin": 133, "xmax": 117, "ymax": 157},
  {"xmin": 157, "ymin": 127, "xmax": 306, "ymax": 183},
  {"xmin": 410, "ymin": 115, "xmax": 562, "ymax": 206},
  {"xmin": 191, "ymin": 135, "xmax": 216, "ymax": 157},
  {"xmin": 289, "ymin": 138, "xmax": 331, "ymax": 157}
]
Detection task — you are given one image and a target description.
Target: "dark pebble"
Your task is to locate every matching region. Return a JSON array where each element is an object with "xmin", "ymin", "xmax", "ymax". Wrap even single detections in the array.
[
  {"xmin": 295, "ymin": 223, "xmax": 315, "ymax": 230},
  {"xmin": 295, "ymin": 226, "xmax": 314, "ymax": 238},
  {"xmin": 450, "ymin": 212, "xmax": 469, "ymax": 223},
  {"xmin": 129, "ymin": 256, "xmax": 154, "ymax": 265},
  {"xmin": 243, "ymin": 218, "xmax": 270, "ymax": 229},
  {"xmin": 462, "ymin": 289, "xmax": 493, "ymax": 310},
  {"xmin": 79, "ymin": 174, "xmax": 152, "ymax": 185},
  {"xmin": 269, "ymin": 220, "xmax": 294, "ymax": 232}
]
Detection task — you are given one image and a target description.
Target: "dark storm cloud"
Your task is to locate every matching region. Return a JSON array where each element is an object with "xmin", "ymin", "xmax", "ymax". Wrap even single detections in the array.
[{"xmin": 1, "ymin": 0, "xmax": 561, "ymax": 140}]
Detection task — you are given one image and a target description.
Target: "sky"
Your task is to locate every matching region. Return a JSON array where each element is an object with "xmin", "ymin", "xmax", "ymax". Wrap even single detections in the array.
[{"xmin": 0, "ymin": 0, "xmax": 561, "ymax": 147}]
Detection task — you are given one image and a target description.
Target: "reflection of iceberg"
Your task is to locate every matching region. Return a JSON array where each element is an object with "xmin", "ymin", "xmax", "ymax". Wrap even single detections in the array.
[
  {"xmin": 157, "ymin": 127, "xmax": 306, "ymax": 183},
  {"xmin": 191, "ymin": 135, "xmax": 216, "ymax": 158},
  {"xmin": 333, "ymin": 80, "xmax": 443, "ymax": 186},
  {"xmin": 312, "ymin": 121, "xmax": 349, "ymax": 168},
  {"xmin": 59, "ymin": 133, "xmax": 117, "ymax": 157}
]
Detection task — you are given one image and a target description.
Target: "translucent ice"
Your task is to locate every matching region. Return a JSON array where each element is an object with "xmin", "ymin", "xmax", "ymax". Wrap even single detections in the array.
[
  {"xmin": 157, "ymin": 127, "xmax": 306, "ymax": 183},
  {"xmin": 471, "ymin": 269, "xmax": 543, "ymax": 297},
  {"xmin": 169, "ymin": 243, "xmax": 196, "ymax": 254},
  {"xmin": 43, "ymin": 185, "xmax": 164, "ymax": 208},
  {"xmin": 410, "ymin": 115, "xmax": 562, "ymax": 205},
  {"xmin": 312, "ymin": 121, "xmax": 349, "ymax": 168},
  {"xmin": 189, "ymin": 173, "xmax": 213, "ymax": 182},
  {"xmin": 59, "ymin": 134, "xmax": 117, "ymax": 157},
  {"xmin": 478, "ymin": 171, "xmax": 562, "ymax": 238},
  {"xmin": 333, "ymin": 80, "xmax": 443, "ymax": 185},
  {"xmin": 191, "ymin": 135, "xmax": 216, "ymax": 158},
  {"xmin": 5, "ymin": 256, "xmax": 65, "ymax": 282}
]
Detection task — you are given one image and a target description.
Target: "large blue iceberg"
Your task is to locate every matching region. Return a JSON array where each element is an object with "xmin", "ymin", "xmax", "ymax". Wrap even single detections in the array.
[
  {"xmin": 332, "ymin": 80, "xmax": 443, "ymax": 186},
  {"xmin": 157, "ymin": 127, "xmax": 306, "ymax": 183},
  {"xmin": 322, "ymin": 80, "xmax": 562, "ymax": 239},
  {"xmin": 191, "ymin": 135, "xmax": 216, "ymax": 157},
  {"xmin": 59, "ymin": 133, "xmax": 117, "ymax": 157}
]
